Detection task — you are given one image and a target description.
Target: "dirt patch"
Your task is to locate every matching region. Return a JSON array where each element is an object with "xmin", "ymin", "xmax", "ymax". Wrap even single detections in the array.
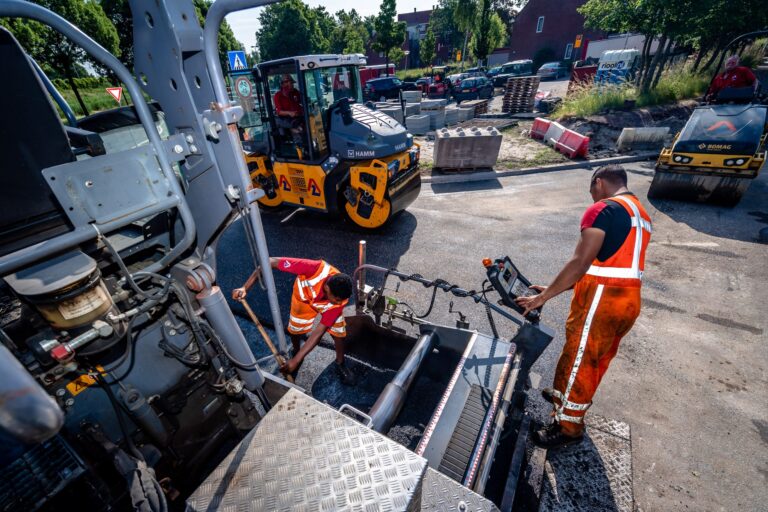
[
  {"xmin": 417, "ymin": 119, "xmax": 568, "ymax": 175},
  {"xmin": 559, "ymin": 100, "xmax": 698, "ymax": 157}
]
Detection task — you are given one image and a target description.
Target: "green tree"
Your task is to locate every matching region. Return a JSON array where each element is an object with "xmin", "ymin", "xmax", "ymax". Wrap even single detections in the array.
[
  {"xmin": 330, "ymin": 10, "xmax": 368, "ymax": 54},
  {"xmin": 388, "ymin": 47, "xmax": 405, "ymax": 67},
  {"xmin": 373, "ymin": 0, "xmax": 406, "ymax": 74},
  {"xmin": 420, "ymin": 26, "xmax": 437, "ymax": 67},
  {"xmin": 1, "ymin": 0, "xmax": 119, "ymax": 115},
  {"xmin": 430, "ymin": 0, "xmax": 463, "ymax": 55},
  {"xmin": 256, "ymin": 0, "xmax": 329, "ymax": 60},
  {"xmin": 471, "ymin": 0, "xmax": 507, "ymax": 65},
  {"xmin": 100, "ymin": 0, "xmax": 133, "ymax": 73},
  {"xmin": 193, "ymin": 0, "xmax": 246, "ymax": 70},
  {"xmin": 453, "ymin": 0, "xmax": 478, "ymax": 66}
]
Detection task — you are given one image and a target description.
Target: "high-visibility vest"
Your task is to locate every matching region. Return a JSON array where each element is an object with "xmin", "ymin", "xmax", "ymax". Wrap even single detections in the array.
[
  {"xmin": 581, "ymin": 194, "xmax": 652, "ymax": 288},
  {"xmin": 292, "ymin": 260, "xmax": 347, "ymax": 313}
]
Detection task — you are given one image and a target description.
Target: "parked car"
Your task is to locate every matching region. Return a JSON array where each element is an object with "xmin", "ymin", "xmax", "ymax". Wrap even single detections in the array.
[
  {"xmin": 486, "ymin": 66, "xmax": 502, "ymax": 79},
  {"xmin": 364, "ymin": 76, "xmax": 406, "ymax": 101},
  {"xmin": 447, "ymin": 73, "xmax": 467, "ymax": 87},
  {"xmin": 537, "ymin": 61, "xmax": 569, "ymax": 80},
  {"xmin": 466, "ymin": 66, "xmax": 487, "ymax": 75},
  {"xmin": 492, "ymin": 60, "xmax": 534, "ymax": 87},
  {"xmin": 452, "ymin": 77, "xmax": 494, "ymax": 103}
]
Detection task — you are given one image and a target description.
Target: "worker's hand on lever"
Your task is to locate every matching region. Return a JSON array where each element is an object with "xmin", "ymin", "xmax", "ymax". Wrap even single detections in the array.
[
  {"xmin": 232, "ymin": 266, "xmax": 262, "ymax": 301},
  {"xmin": 515, "ymin": 285, "xmax": 549, "ymax": 317}
]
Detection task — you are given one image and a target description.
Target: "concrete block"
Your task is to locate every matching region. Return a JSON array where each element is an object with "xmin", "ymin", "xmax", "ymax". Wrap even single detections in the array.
[
  {"xmin": 428, "ymin": 110, "xmax": 446, "ymax": 130},
  {"xmin": 405, "ymin": 103, "xmax": 421, "ymax": 117},
  {"xmin": 433, "ymin": 126, "xmax": 503, "ymax": 169},
  {"xmin": 458, "ymin": 107, "xmax": 475, "ymax": 122},
  {"xmin": 444, "ymin": 108, "xmax": 460, "ymax": 126},
  {"xmin": 615, "ymin": 127, "xmax": 670, "ymax": 152},
  {"xmin": 420, "ymin": 98, "xmax": 448, "ymax": 110},
  {"xmin": 379, "ymin": 107, "xmax": 404, "ymax": 125},
  {"xmin": 406, "ymin": 114, "xmax": 430, "ymax": 135},
  {"xmin": 543, "ymin": 121, "xmax": 566, "ymax": 146},
  {"xmin": 402, "ymin": 91, "xmax": 422, "ymax": 103}
]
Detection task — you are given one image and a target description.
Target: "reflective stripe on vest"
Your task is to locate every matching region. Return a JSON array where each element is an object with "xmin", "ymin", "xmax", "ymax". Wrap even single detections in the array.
[
  {"xmin": 296, "ymin": 261, "xmax": 334, "ymax": 302},
  {"xmin": 585, "ymin": 195, "xmax": 651, "ymax": 282}
]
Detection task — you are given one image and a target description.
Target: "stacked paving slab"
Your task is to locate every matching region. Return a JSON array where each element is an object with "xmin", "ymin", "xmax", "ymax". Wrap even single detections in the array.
[
  {"xmin": 406, "ymin": 114, "xmax": 430, "ymax": 135},
  {"xmin": 378, "ymin": 106, "xmax": 404, "ymax": 124},
  {"xmin": 420, "ymin": 98, "xmax": 448, "ymax": 130},
  {"xmin": 502, "ymin": 76, "xmax": 540, "ymax": 113},
  {"xmin": 458, "ymin": 107, "xmax": 475, "ymax": 122},
  {"xmin": 401, "ymin": 90, "xmax": 422, "ymax": 103},
  {"xmin": 433, "ymin": 126, "xmax": 503, "ymax": 170},
  {"xmin": 460, "ymin": 99, "xmax": 489, "ymax": 117},
  {"xmin": 444, "ymin": 107, "xmax": 460, "ymax": 126}
]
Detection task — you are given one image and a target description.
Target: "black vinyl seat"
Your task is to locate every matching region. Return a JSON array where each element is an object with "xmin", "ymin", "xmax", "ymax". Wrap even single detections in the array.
[{"xmin": 0, "ymin": 27, "xmax": 74, "ymax": 258}]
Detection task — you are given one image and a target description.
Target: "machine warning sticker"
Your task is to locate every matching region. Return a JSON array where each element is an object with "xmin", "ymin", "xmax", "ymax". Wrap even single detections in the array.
[
  {"xmin": 66, "ymin": 373, "xmax": 98, "ymax": 396},
  {"xmin": 279, "ymin": 175, "xmax": 291, "ymax": 191},
  {"xmin": 308, "ymin": 179, "xmax": 321, "ymax": 196},
  {"xmin": 58, "ymin": 287, "xmax": 108, "ymax": 320}
]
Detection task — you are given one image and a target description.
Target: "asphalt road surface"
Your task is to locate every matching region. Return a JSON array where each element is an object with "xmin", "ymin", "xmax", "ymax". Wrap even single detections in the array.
[{"xmin": 217, "ymin": 161, "xmax": 768, "ymax": 511}]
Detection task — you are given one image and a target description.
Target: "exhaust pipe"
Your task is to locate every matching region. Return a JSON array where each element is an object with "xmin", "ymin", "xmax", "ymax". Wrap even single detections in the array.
[{"xmin": 368, "ymin": 331, "xmax": 437, "ymax": 432}]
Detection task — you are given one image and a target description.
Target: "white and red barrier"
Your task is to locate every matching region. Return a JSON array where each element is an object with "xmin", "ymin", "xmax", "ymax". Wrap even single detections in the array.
[{"xmin": 529, "ymin": 118, "xmax": 590, "ymax": 159}]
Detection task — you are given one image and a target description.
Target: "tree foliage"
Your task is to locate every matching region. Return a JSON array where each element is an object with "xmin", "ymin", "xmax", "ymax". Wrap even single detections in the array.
[
  {"xmin": 330, "ymin": 10, "xmax": 368, "ymax": 54},
  {"xmin": 1, "ymin": 0, "xmax": 119, "ymax": 114},
  {"xmin": 470, "ymin": 0, "xmax": 507, "ymax": 64},
  {"xmin": 373, "ymin": 0, "xmax": 406, "ymax": 72},
  {"xmin": 420, "ymin": 26, "xmax": 437, "ymax": 67},
  {"xmin": 256, "ymin": 0, "xmax": 330, "ymax": 60},
  {"xmin": 193, "ymin": 0, "xmax": 246, "ymax": 67},
  {"xmin": 579, "ymin": 0, "xmax": 768, "ymax": 92}
]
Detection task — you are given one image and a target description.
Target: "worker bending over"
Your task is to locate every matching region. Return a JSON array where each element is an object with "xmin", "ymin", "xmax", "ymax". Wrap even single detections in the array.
[
  {"xmin": 706, "ymin": 55, "xmax": 759, "ymax": 101},
  {"xmin": 516, "ymin": 165, "xmax": 651, "ymax": 449},
  {"xmin": 233, "ymin": 258, "xmax": 355, "ymax": 384}
]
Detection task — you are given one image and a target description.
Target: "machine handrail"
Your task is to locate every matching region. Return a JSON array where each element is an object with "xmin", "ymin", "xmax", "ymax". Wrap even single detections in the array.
[
  {"xmin": 353, "ymin": 263, "xmax": 525, "ymax": 328},
  {"xmin": 0, "ymin": 0, "xmax": 196, "ymax": 276}
]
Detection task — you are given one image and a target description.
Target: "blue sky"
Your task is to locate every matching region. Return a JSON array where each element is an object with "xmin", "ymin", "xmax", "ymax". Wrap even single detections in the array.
[{"xmin": 226, "ymin": 0, "xmax": 431, "ymax": 53}]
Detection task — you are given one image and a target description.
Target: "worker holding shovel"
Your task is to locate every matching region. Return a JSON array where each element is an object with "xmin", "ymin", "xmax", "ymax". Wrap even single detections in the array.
[{"xmin": 233, "ymin": 257, "xmax": 355, "ymax": 384}]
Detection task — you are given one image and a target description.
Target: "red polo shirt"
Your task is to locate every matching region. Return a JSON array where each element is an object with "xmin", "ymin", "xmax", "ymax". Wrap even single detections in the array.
[
  {"xmin": 708, "ymin": 67, "xmax": 757, "ymax": 96},
  {"xmin": 273, "ymin": 88, "xmax": 303, "ymax": 116}
]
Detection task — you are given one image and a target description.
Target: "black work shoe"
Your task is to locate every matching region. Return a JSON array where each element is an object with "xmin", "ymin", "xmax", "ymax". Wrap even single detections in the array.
[
  {"xmin": 531, "ymin": 422, "xmax": 584, "ymax": 449},
  {"xmin": 335, "ymin": 361, "xmax": 356, "ymax": 385},
  {"xmin": 541, "ymin": 387, "xmax": 555, "ymax": 404}
]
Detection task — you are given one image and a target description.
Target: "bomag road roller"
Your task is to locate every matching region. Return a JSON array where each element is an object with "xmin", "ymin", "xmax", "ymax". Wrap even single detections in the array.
[
  {"xmin": 649, "ymin": 31, "xmax": 768, "ymax": 206},
  {"xmin": 240, "ymin": 54, "xmax": 422, "ymax": 229}
]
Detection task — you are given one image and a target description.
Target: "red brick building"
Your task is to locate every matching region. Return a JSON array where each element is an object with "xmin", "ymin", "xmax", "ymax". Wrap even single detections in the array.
[{"xmin": 506, "ymin": 0, "xmax": 606, "ymax": 65}]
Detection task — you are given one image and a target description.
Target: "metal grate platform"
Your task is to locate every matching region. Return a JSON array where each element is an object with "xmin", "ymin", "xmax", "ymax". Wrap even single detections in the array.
[
  {"xmin": 437, "ymin": 385, "xmax": 492, "ymax": 482},
  {"xmin": 421, "ymin": 468, "xmax": 499, "ymax": 512},
  {"xmin": 186, "ymin": 388, "xmax": 427, "ymax": 511}
]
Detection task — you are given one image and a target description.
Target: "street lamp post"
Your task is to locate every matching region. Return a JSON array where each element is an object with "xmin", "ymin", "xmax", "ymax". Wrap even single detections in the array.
[{"xmin": 404, "ymin": 50, "xmax": 410, "ymax": 71}]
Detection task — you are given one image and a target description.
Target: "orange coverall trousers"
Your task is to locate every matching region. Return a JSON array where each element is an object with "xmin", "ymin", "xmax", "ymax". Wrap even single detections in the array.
[{"xmin": 552, "ymin": 279, "xmax": 641, "ymax": 435}]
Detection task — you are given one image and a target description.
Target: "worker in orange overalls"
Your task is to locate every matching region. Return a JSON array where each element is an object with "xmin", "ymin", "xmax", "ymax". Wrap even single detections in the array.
[
  {"xmin": 233, "ymin": 257, "xmax": 355, "ymax": 384},
  {"xmin": 516, "ymin": 165, "xmax": 651, "ymax": 448}
]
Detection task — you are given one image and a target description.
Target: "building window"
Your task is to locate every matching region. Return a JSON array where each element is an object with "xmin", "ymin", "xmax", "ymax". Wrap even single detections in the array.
[
  {"xmin": 536, "ymin": 16, "xmax": 544, "ymax": 33},
  {"xmin": 379, "ymin": 52, "xmax": 385, "ymax": 58},
  {"xmin": 564, "ymin": 43, "xmax": 573, "ymax": 60}
]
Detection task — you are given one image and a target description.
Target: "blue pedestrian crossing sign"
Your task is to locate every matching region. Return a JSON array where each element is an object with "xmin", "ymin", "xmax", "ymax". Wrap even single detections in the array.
[{"xmin": 227, "ymin": 50, "xmax": 247, "ymax": 71}]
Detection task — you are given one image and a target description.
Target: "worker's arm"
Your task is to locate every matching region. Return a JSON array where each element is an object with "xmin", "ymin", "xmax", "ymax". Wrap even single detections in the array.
[
  {"xmin": 515, "ymin": 228, "xmax": 605, "ymax": 316},
  {"xmin": 281, "ymin": 323, "xmax": 326, "ymax": 373},
  {"xmin": 231, "ymin": 258, "xmax": 281, "ymax": 300}
]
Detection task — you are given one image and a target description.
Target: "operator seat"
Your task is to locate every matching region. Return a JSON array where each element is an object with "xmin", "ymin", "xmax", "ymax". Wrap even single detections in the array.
[{"xmin": 0, "ymin": 27, "xmax": 73, "ymax": 257}]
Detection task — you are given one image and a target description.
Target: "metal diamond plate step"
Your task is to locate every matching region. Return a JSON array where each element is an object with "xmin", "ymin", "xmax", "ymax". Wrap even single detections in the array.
[
  {"xmin": 421, "ymin": 468, "xmax": 499, "ymax": 512},
  {"xmin": 186, "ymin": 388, "xmax": 427, "ymax": 511},
  {"xmin": 539, "ymin": 414, "xmax": 633, "ymax": 512}
]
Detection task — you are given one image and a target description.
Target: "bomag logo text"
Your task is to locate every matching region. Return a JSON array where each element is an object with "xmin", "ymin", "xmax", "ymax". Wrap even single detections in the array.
[{"xmin": 704, "ymin": 144, "xmax": 733, "ymax": 151}]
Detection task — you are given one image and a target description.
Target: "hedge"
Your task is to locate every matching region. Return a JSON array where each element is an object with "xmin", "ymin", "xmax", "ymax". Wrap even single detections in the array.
[{"xmin": 52, "ymin": 76, "xmax": 112, "ymax": 90}]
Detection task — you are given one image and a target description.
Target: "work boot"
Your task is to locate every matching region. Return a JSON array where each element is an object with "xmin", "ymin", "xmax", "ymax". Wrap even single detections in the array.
[
  {"xmin": 531, "ymin": 422, "xmax": 584, "ymax": 449},
  {"xmin": 335, "ymin": 361, "xmax": 356, "ymax": 386}
]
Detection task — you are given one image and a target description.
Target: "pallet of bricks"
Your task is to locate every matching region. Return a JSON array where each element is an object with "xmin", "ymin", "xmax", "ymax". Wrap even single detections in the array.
[
  {"xmin": 502, "ymin": 76, "xmax": 540, "ymax": 114},
  {"xmin": 460, "ymin": 99, "xmax": 489, "ymax": 117}
]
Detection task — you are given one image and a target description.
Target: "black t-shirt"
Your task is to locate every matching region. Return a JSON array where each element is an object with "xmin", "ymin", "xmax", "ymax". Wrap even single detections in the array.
[{"xmin": 580, "ymin": 193, "xmax": 634, "ymax": 262}]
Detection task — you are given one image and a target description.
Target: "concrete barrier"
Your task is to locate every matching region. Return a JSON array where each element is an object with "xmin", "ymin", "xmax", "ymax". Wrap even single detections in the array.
[
  {"xmin": 543, "ymin": 121, "xmax": 566, "ymax": 146},
  {"xmin": 433, "ymin": 126, "xmax": 503, "ymax": 169},
  {"xmin": 406, "ymin": 114, "xmax": 430, "ymax": 135},
  {"xmin": 615, "ymin": 127, "xmax": 670, "ymax": 152},
  {"xmin": 402, "ymin": 91, "xmax": 422, "ymax": 103}
]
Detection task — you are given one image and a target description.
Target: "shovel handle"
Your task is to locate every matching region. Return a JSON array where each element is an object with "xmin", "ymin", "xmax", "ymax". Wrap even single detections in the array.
[{"xmin": 238, "ymin": 299, "xmax": 294, "ymax": 383}]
